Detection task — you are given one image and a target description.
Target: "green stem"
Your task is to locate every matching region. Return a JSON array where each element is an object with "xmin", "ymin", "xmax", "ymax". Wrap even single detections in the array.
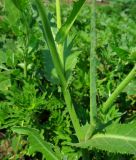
[
  {"xmin": 103, "ymin": 65, "xmax": 136, "ymax": 113},
  {"xmin": 22, "ymin": 13, "xmax": 29, "ymax": 79},
  {"xmin": 35, "ymin": 0, "xmax": 81, "ymax": 139},
  {"xmin": 56, "ymin": 0, "xmax": 61, "ymax": 29},
  {"xmin": 23, "ymin": 35, "xmax": 28, "ymax": 78},
  {"xmin": 24, "ymin": 58, "xmax": 27, "ymax": 78},
  {"xmin": 56, "ymin": 0, "xmax": 64, "ymax": 68},
  {"xmin": 63, "ymin": 88, "xmax": 81, "ymax": 139},
  {"xmin": 90, "ymin": 0, "xmax": 97, "ymax": 126}
]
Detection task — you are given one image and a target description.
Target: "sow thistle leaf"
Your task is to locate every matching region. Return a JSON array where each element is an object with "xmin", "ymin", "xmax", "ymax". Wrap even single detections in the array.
[
  {"xmin": 65, "ymin": 51, "xmax": 80, "ymax": 86},
  {"xmin": 55, "ymin": 0, "xmax": 86, "ymax": 43},
  {"xmin": 64, "ymin": 36, "xmax": 80, "ymax": 86},
  {"xmin": 12, "ymin": 127, "xmax": 61, "ymax": 160},
  {"xmin": 41, "ymin": 50, "xmax": 59, "ymax": 84},
  {"xmin": 71, "ymin": 123, "xmax": 136, "ymax": 155}
]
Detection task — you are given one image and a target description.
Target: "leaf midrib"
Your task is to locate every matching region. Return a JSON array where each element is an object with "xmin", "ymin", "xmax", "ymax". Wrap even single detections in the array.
[
  {"xmin": 31, "ymin": 133, "xmax": 59, "ymax": 160},
  {"xmin": 92, "ymin": 133, "xmax": 136, "ymax": 142}
]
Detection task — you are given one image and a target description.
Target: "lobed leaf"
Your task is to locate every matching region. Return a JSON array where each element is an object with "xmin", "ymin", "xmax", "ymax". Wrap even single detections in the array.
[
  {"xmin": 65, "ymin": 51, "xmax": 80, "ymax": 86},
  {"xmin": 41, "ymin": 50, "xmax": 59, "ymax": 84},
  {"xmin": 71, "ymin": 123, "xmax": 136, "ymax": 155},
  {"xmin": 12, "ymin": 127, "xmax": 61, "ymax": 160},
  {"xmin": 64, "ymin": 37, "xmax": 80, "ymax": 86}
]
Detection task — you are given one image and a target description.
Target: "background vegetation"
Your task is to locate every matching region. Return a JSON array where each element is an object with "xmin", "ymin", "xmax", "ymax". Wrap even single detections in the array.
[{"xmin": 0, "ymin": 0, "xmax": 136, "ymax": 159}]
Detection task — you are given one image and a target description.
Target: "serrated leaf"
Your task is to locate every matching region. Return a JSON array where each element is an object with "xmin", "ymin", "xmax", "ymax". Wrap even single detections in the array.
[
  {"xmin": 71, "ymin": 123, "xmax": 136, "ymax": 155},
  {"xmin": 77, "ymin": 123, "xmax": 92, "ymax": 141},
  {"xmin": 65, "ymin": 51, "xmax": 80, "ymax": 86},
  {"xmin": 55, "ymin": 0, "xmax": 86, "ymax": 43},
  {"xmin": 12, "ymin": 127, "xmax": 61, "ymax": 160},
  {"xmin": 63, "ymin": 36, "xmax": 80, "ymax": 86},
  {"xmin": 41, "ymin": 50, "xmax": 59, "ymax": 84}
]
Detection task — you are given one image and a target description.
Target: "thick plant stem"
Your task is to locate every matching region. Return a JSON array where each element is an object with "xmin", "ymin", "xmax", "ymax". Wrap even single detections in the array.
[
  {"xmin": 90, "ymin": 0, "xmax": 97, "ymax": 126},
  {"xmin": 63, "ymin": 88, "xmax": 81, "ymax": 139},
  {"xmin": 56, "ymin": 0, "xmax": 64, "ymax": 67},
  {"xmin": 103, "ymin": 65, "xmax": 136, "ymax": 113},
  {"xmin": 35, "ymin": 0, "xmax": 81, "ymax": 139}
]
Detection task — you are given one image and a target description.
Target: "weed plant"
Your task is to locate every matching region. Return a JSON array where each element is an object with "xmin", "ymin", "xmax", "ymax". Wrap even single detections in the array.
[{"xmin": 0, "ymin": 0, "xmax": 136, "ymax": 159}]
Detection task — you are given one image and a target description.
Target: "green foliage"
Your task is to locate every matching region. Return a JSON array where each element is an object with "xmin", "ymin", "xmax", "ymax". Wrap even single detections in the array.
[
  {"xmin": 4, "ymin": 0, "xmax": 20, "ymax": 26},
  {"xmin": 56, "ymin": 0, "xmax": 86, "ymax": 43},
  {"xmin": 0, "ymin": 82, "xmax": 46, "ymax": 129},
  {"xmin": 0, "ymin": 0, "xmax": 136, "ymax": 159},
  {"xmin": 11, "ymin": 0, "xmax": 29, "ymax": 11},
  {"xmin": 123, "ymin": 80, "xmax": 136, "ymax": 96},
  {"xmin": 0, "ymin": 71, "xmax": 11, "ymax": 92},
  {"xmin": 12, "ymin": 127, "xmax": 61, "ymax": 160},
  {"xmin": 71, "ymin": 122, "xmax": 136, "ymax": 155}
]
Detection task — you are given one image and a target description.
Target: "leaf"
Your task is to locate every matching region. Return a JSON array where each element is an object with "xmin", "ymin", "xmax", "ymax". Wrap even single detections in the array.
[
  {"xmin": 11, "ymin": 0, "xmax": 29, "ymax": 11},
  {"xmin": 12, "ymin": 127, "xmax": 61, "ymax": 160},
  {"xmin": 41, "ymin": 50, "xmax": 59, "ymax": 84},
  {"xmin": 65, "ymin": 51, "xmax": 80, "ymax": 86},
  {"xmin": 5, "ymin": 0, "xmax": 20, "ymax": 26},
  {"xmin": 0, "ymin": 50, "xmax": 6, "ymax": 64},
  {"xmin": 112, "ymin": 47, "xmax": 129, "ymax": 61},
  {"xmin": 77, "ymin": 123, "xmax": 92, "ymax": 141},
  {"xmin": 130, "ymin": 47, "xmax": 136, "ymax": 62},
  {"xmin": 123, "ymin": 80, "xmax": 136, "ymax": 95},
  {"xmin": 0, "ymin": 71, "xmax": 11, "ymax": 91},
  {"xmin": 64, "ymin": 37, "xmax": 80, "ymax": 86},
  {"xmin": 71, "ymin": 123, "xmax": 136, "ymax": 155},
  {"xmin": 55, "ymin": 0, "xmax": 86, "ymax": 43}
]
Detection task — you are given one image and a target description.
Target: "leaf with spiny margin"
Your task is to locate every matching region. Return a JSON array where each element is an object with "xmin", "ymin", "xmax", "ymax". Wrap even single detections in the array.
[
  {"xmin": 41, "ymin": 50, "xmax": 59, "ymax": 84},
  {"xmin": 65, "ymin": 51, "xmax": 80, "ymax": 87},
  {"xmin": 64, "ymin": 37, "xmax": 80, "ymax": 86},
  {"xmin": 70, "ymin": 123, "xmax": 136, "ymax": 155},
  {"xmin": 12, "ymin": 127, "xmax": 61, "ymax": 160},
  {"xmin": 55, "ymin": 0, "xmax": 86, "ymax": 43}
]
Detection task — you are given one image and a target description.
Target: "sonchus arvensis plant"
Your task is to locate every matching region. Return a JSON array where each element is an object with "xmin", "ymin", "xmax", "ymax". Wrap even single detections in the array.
[{"xmin": 9, "ymin": 0, "xmax": 136, "ymax": 159}]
